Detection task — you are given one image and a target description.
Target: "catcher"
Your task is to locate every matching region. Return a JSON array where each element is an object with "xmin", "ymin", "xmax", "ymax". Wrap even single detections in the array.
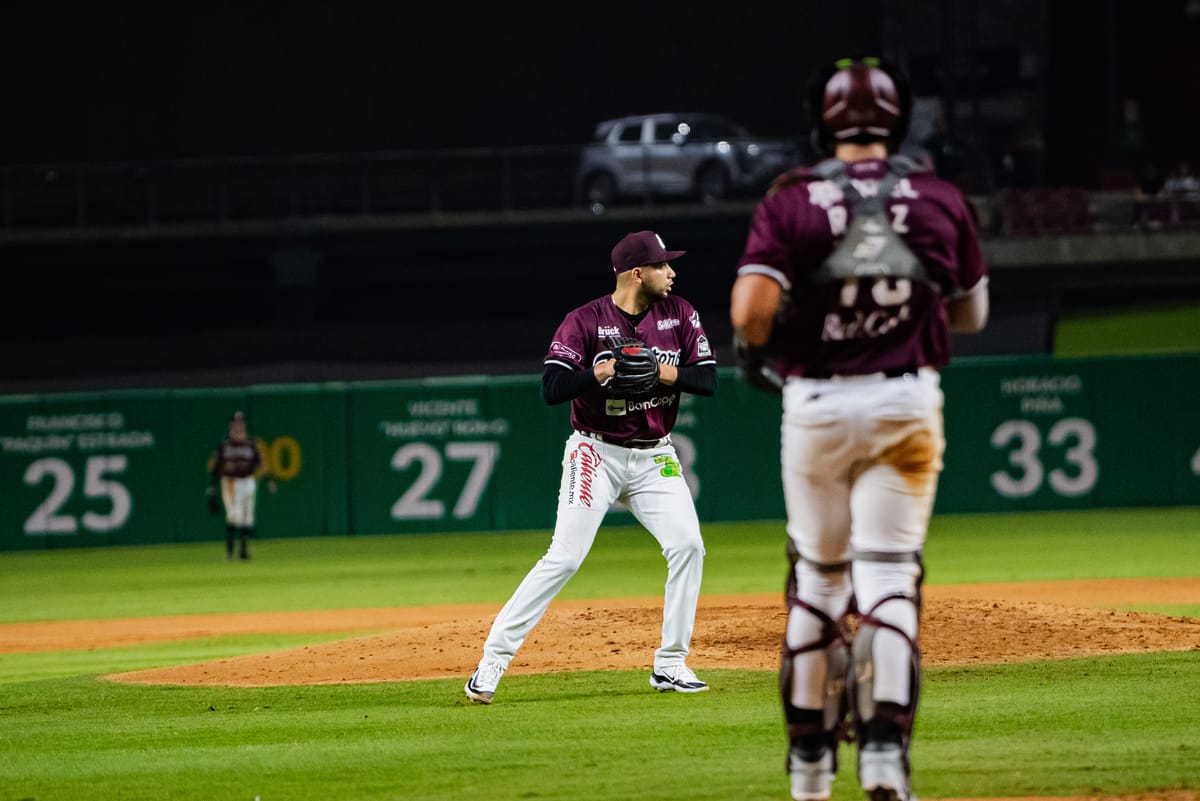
[{"xmin": 465, "ymin": 229, "xmax": 718, "ymax": 704}]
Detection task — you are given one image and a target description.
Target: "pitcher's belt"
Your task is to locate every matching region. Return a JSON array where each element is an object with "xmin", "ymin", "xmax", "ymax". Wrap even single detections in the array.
[{"xmin": 575, "ymin": 430, "xmax": 670, "ymax": 450}]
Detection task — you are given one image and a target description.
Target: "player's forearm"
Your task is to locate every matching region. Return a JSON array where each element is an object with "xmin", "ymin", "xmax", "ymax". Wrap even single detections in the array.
[
  {"xmin": 946, "ymin": 278, "xmax": 989, "ymax": 333},
  {"xmin": 540, "ymin": 364, "xmax": 602, "ymax": 405},
  {"xmin": 730, "ymin": 274, "xmax": 781, "ymax": 345},
  {"xmin": 663, "ymin": 364, "xmax": 718, "ymax": 396}
]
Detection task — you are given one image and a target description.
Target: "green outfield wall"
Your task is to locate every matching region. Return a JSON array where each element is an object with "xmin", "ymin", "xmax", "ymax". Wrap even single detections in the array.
[{"xmin": 2, "ymin": 354, "xmax": 1197, "ymax": 551}]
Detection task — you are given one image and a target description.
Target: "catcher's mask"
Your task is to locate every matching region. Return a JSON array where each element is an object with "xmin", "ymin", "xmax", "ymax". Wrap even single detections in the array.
[{"xmin": 807, "ymin": 56, "xmax": 912, "ymax": 156}]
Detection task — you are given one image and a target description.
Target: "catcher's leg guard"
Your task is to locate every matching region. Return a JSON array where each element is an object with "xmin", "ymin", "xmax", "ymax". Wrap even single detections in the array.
[
  {"xmin": 849, "ymin": 552, "xmax": 925, "ymax": 797},
  {"xmin": 782, "ymin": 543, "xmax": 854, "ymax": 796}
]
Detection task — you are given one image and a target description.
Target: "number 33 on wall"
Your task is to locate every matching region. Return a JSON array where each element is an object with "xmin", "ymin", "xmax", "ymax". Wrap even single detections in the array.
[{"xmin": 989, "ymin": 417, "xmax": 1099, "ymax": 499}]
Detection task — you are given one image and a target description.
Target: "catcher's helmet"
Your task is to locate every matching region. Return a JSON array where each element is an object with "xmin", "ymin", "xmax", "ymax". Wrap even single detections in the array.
[{"xmin": 807, "ymin": 56, "xmax": 912, "ymax": 155}]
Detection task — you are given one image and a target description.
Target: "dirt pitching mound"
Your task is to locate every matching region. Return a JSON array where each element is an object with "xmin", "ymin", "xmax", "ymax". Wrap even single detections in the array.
[{"xmin": 99, "ymin": 579, "xmax": 1200, "ymax": 687}]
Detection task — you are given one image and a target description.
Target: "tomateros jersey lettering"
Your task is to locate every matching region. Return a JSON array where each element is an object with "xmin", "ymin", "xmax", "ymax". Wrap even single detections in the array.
[
  {"xmin": 544, "ymin": 294, "xmax": 716, "ymax": 441},
  {"xmin": 736, "ymin": 158, "xmax": 988, "ymax": 377}
]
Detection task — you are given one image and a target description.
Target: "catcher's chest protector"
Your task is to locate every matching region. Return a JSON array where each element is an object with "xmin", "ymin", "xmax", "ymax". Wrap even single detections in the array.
[{"xmin": 810, "ymin": 156, "xmax": 934, "ymax": 287}]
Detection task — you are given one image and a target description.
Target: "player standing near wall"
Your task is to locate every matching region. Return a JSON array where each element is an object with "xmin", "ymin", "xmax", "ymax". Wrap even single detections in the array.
[
  {"xmin": 208, "ymin": 411, "xmax": 275, "ymax": 560},
  {"xmin": 465, "ymin": 230, "xmax": 718, "ymax": 704},
  {"xmin": 729, "ymin": 57, "xmax": 990, "ymax": 801}
]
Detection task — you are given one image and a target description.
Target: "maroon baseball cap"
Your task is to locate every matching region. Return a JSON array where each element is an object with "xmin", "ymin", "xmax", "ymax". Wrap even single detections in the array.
[{"xmin": 611, "ymin": 230, "xmax": 686, "ymax": 273}]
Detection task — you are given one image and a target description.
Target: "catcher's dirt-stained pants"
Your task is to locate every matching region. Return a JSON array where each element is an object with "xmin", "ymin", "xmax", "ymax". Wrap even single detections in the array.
[
  {"xmin": 780, "ymin": 368, "xmax": 944, "ymax": 711},
  {"xmin": 480, "ymin": 432, "xmax": 705, "ymax": 671},
  {"xmin": 220, "ymin": 476, "xmax": 258, "ymax": 528}
]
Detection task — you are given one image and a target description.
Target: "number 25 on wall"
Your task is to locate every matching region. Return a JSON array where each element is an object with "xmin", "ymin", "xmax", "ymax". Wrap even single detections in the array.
[
  {"xmin": 23, "ymin": 456, "xmax": 132, "ymax": 535},
  {"xmin": 989, "ymin": 417, "xmax": 1099, "ymax": 499}
]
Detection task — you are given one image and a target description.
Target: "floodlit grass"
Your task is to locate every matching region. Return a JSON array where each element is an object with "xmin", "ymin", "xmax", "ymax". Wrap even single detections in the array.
[
  {"xmin": 0, "ymin": 633, "xmax": 360, "ymax": 684},
  {"xmin": 1, "ymin": 507, "xmax": 1197, "ymax": 800},
  {"xmin": 1055, "ymin": 301, "xmax": 1200, "ymax": 357},
  {"xmin": 0, "ymin": 655, "xmax": 1196, "ymax": 801},
  {"xmin": 3, "ymin": 507, "xmax": 1198, "ymax": 623}
]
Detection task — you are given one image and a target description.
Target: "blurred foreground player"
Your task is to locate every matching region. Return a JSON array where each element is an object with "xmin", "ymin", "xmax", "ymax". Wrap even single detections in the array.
[{"xmin": 729, "ymin": 57, "xmax": 989, "ymax": 801}]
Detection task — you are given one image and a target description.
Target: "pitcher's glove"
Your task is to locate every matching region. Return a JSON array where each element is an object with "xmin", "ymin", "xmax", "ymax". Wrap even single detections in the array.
[
  {"xmin": 605, "ymin": 336, "xmax": 660, "ymax": 397},
  {"xmin": 205, "ymin": 485, "xmax": 221, "ymax": 515},
  {"xmin": 734, "ymin": 335, "xmax": 784, "ymax": 395}
]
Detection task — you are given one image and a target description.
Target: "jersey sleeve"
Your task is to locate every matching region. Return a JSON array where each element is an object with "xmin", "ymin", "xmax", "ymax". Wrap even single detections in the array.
[
  {"xmin": 678, "ymin": 300, "xmax": 717, "ymax": 367},
  {"xmin": 736, "ymin": 193, "xmax": 796, "ymax": 291},
  {"xmin": 544, "ymin": 309, "xmax": 591, "ymax": 371},
  {"xmin": 951, "ymin": 191, "xmax": 989, "ymax": 295}
]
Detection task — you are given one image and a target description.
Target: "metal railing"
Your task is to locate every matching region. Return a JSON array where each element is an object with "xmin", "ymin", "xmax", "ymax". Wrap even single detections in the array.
[
  {"xmin": 2, "ymin": 145, "xmax": 1195, "ymax": 238},
  {"xmin": 1, "ymin": 145, "xmax": 588, "ymax": 231}
]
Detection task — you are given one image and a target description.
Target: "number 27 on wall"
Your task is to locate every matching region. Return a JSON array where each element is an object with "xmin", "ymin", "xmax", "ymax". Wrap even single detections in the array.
[{"xmin": 390, "ymin": 441, "xmax": 500, "ymax": 520}]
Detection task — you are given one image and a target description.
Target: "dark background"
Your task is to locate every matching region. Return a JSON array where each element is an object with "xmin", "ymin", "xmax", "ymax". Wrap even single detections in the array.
[
  {"xmin": 3, "ymin": 0, "xmax": 1196, "ymax": 187},
  {"xmin": 2, "ymin": 0, "xmax": 1198, "ymax": 391}
]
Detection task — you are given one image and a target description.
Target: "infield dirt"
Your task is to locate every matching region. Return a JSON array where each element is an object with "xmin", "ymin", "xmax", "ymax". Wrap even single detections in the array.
[{"xmin": 1, "ymin": 577, "xmax": 1192, "ymax": 686}]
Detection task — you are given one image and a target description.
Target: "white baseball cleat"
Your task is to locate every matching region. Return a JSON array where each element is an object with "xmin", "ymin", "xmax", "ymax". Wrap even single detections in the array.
[
  {"xmin": 788, "ymin": 745, "xmax": 834, "ymax": 800},
  {"xmin": 648, "ymin": 664, "xmax": 709, "ymax": 693},
  {"xmin": 859, "ymin": 742, "xmax": 913, "ymax": 801},
  {"xmin": 464, "ymin": 660, "xmax": 505, "ymax": 704}
]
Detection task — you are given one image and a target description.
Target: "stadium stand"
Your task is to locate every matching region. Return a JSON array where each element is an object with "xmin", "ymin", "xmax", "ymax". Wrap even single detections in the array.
[
  {"xmin": 998, "ymin": 186, "xmax": 1095, "ymax": 236},
  {"xmin": 1, "ymin": 151, "xmax": 1199, "ymax": 393}
]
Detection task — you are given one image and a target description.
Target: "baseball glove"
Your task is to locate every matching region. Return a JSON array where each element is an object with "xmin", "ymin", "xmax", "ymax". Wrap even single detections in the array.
[
  {"xmin": 606, "ymin": 336, "xmax": 660, "ymax": 397},
  {"xmin": 206, "ymin": 485, "xmax": 221, "ymax": 515}
]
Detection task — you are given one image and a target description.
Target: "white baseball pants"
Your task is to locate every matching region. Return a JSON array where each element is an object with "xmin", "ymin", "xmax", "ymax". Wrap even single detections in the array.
[
  {"xmin": 481, "ymin": 432, "xmax": 705, "ymax": 671},
  {"xmin": 220, "ymin": 476, "xmax": 258, "ymax": 528},
  {"xmin": 780, "ymin": 368, "xmax": 944, "ymax": 709}
]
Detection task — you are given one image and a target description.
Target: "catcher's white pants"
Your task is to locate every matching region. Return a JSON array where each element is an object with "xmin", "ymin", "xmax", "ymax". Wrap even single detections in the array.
[
  {"xmin": 480, "ymin": 432, "xmax": 705, "ymax": 672},
  {"xmin": 780, "ymin": 368, "xmax": 944, "ymax": 709},
  {"xmin": 220, "ymin": 476, "xmax": 257, "ymax": 528}
]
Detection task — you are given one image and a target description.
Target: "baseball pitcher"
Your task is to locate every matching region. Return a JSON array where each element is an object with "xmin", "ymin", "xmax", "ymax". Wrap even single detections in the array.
[{"xmin": 465, "ymin": 229, "xmax": 718, "ymax": 704}]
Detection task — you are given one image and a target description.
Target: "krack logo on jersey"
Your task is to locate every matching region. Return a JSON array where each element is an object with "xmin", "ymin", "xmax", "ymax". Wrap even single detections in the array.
[
  {"xmin": 598, "ymin": 325, "xmax": 621, "ymax": 337},
  {"xmin": 567, "ymin": 442, "xmax": 601, "ymax": 507}
]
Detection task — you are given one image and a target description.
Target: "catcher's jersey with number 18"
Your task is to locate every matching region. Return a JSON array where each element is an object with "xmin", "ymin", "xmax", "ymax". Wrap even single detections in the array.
[{"xmin": 545, "ymin": 294, "xmax": 716, "ymax": 441}]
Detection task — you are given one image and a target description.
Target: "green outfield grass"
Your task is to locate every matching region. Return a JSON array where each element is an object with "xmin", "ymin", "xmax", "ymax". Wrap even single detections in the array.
[
  {"xmin": 1, "ymin": 507, "xmax": 1198, "ymax": 800},
  {"xmin": 4, "ymin": 507, "xmax": 1199, "ymax": 624},
  {"xmin": 1054, "ymin": 301, "xmax": 1200, "ymax": 357}
]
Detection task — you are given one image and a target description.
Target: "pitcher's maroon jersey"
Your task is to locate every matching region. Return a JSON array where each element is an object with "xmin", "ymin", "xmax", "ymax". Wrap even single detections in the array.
[
  {"xmin": 545, "ymin": 295, "xmax": 715, "ymax": 442},
  {"xmin": 736, "ymin": 158, "xmax": 987, "ymax": 377}
]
